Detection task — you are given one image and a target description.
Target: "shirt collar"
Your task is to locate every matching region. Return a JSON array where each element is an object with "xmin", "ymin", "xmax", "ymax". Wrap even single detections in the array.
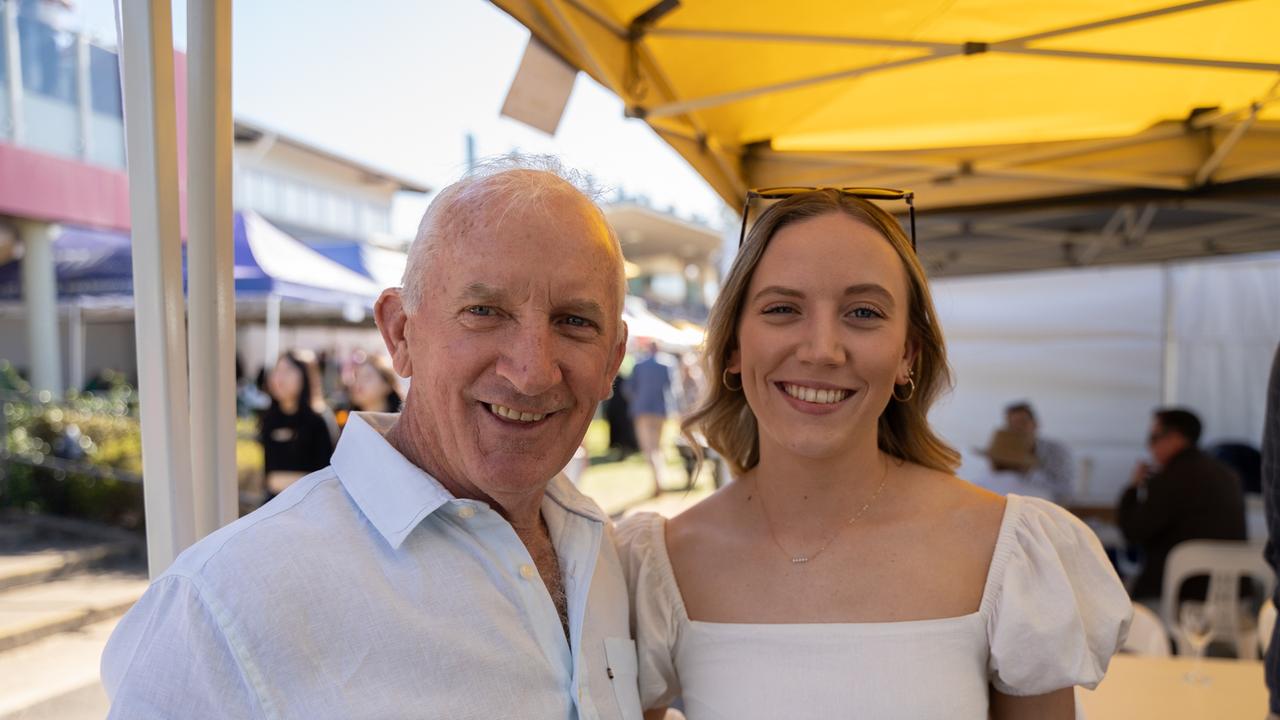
[
  {"xmin": 333, "ymin": 412, "xmax": 609, "ymax": 548},
  {"xmin": 331, "ymin": 412, "xmax": 455, "ymax": 549}
]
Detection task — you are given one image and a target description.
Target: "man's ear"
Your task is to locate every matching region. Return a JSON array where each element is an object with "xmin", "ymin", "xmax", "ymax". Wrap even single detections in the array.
[
  {"xmin": 375, "ymin": 288, "xmax": 413, "ymax": 378},
  {"xmin": 603, "ymin": 320, "xmax": 629, "ymax": 398}
]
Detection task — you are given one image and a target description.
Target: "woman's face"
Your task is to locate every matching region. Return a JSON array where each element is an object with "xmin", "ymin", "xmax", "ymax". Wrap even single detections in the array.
[
  {"xmin": 269, "ymin": 358, "xmax": 304, "ymax": 404},
  {"xmin": 351, "ymin": 362, "xmax": 391, "ymax": 411},
  {"xmin": 729, "ymin": 211, "xmax": 915, "ymax": 462}
]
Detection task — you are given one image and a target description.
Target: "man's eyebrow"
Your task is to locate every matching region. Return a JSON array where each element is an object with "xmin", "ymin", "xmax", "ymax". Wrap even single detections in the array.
[
  {"xmin": 457, "ymin": 282, "xmax": 505, "ymax": 303},
  {"xmin": 558, "ymin": 298, "xmax": 606, "ymax": 319}
]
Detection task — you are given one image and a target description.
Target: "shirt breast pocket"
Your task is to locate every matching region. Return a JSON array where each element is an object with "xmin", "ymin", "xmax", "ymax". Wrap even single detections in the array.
[{"xmin": 603, "ymin": 636, "xmax": 644, "ymax": 720}]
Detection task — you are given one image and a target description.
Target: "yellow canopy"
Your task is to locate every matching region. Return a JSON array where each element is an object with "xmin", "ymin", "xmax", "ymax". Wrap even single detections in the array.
[{"xmin": 490, "ymin": 1, "xmax": 1280, "ymax": 213}]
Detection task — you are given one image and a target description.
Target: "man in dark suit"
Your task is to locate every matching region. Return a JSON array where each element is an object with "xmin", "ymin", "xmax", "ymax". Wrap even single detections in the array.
[{"xmin": 1118, "ymin": 407, "xmax": 1247, "ymax": 601}]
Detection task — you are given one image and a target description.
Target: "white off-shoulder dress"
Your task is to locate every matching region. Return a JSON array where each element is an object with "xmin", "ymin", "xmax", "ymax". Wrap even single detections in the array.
[{"xmin": 616, "ymin": 494, "xmax": 1132, "ymax": 720}]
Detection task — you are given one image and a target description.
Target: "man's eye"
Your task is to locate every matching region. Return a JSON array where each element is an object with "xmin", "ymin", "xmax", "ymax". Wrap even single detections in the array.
[
  {"xmin": 466, "ymin": 306, "xmax": 496, "ymax": 317},
  {"xmin": 563, "ymin": 316, "xmax": 595, "ymax": 329}
]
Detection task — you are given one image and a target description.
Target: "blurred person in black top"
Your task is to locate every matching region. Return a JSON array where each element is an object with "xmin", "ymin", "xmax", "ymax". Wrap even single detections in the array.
[
  {"xmin": 349, "ymin": 354, "xmax": 403, "ymax": 413},
  {"xmin": 260, "ymin": 350, "xmax": 337, "ymax": 501},
  {"xmin": 1118, "ymin": 407, "xmax": 1247, "ymax": 601}
]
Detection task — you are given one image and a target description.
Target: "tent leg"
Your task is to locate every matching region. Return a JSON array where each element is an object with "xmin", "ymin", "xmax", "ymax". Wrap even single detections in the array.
[
  {"xmin": 186, "ymin": 0, "xmax": 238, "ymax": 535},
  {"xmin": 1160, "ymin": 264, "xmax": 1178, "ymax": 406},
  {"xmin": 265, "ymin": 293, "xmax": 282, "ymax": 373},
  {"xmin": 116, "ymin": 0, "xmax": 196, "ymax": 577},
  {"xmin": 68, "ymin": 300, "xmax": 84, "ymax": 393}
]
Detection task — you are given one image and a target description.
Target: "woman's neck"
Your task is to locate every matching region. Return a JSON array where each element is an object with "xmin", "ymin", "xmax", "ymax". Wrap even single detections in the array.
[
  {"xmin": 278, "ymin": 397, "xmax": 300, "ymax": 414},
  {"xmin": 751, "ymin": 429, "xmax": 890, "ymax": 524}
]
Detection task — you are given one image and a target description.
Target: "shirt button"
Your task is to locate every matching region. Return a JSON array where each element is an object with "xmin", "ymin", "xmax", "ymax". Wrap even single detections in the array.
[
  {"xmin": 457, "ymin": 505, "xmax": 475, "ymax": 519},
  {"xmin": 519, "ymin": 564, "xmax": 536, "ymax": 580}
]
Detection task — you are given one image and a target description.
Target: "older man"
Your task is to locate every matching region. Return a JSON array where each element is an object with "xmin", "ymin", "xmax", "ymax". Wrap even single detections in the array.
[{"xmin": 101, "ymin": 161, "xmax": 642, "ymax": 719}]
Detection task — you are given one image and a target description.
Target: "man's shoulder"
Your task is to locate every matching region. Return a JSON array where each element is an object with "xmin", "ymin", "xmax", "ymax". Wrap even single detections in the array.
[{"xmin": 164, "ymin": 468, "xmax": 363, "ymax": 588}]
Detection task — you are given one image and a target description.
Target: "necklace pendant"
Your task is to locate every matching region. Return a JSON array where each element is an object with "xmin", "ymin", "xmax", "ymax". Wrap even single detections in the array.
[{"xmin": 791, "ymin": 556, "xmax": 809, "ymax": 564}]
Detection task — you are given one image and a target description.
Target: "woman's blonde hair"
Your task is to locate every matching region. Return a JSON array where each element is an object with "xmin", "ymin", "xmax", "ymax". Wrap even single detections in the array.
[{"xmin": 683, "ymin": 190, "xmax": 959, "ymax": 476}]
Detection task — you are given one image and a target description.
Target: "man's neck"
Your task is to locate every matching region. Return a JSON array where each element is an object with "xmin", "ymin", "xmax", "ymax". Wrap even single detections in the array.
[{"xmin": 382, "ymin": 410, "xmax": 545, "ymax": 529}]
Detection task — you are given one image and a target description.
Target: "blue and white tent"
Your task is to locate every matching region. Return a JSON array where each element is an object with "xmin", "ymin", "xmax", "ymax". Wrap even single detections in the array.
[{"xmin": 0, "ymin": 211, "xmax": 384, "ymax": 309}]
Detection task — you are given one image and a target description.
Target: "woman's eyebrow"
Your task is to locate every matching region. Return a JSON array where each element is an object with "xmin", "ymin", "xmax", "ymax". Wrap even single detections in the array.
[
  {"xmin": 751, "ymin": 285, "xmax": 805, "ymax": 302},
  {"xmin": 843, "ymin": 283, "xmax": 895, "ymax": 308}
]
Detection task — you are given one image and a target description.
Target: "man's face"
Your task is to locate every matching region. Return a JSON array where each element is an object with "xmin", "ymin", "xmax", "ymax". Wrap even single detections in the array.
[
  {"xmin": 385, "ymin": 190, "xmax": 625, "ymax": 498},
  {"xmin": 1006, "ymin": 408, "xmax": 1036, "ymax": 435},
  {"xmin": 1147, "ymin": 418, "xmax": 1185, "ymax": 467}
]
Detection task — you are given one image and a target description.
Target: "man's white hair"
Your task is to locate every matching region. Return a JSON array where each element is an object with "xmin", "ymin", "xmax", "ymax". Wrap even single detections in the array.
[{"xmin": 400, "ymin": 154, "xmax": 626, "ymax": 321}]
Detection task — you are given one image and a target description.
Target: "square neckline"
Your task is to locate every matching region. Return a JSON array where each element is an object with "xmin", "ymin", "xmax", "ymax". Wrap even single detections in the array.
[{"xmin": 646, "ymin": 493, "xmax": 1024, "ymax": 631}]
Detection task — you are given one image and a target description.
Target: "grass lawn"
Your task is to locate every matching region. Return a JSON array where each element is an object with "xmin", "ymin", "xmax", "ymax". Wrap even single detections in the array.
[{"xmin": 577, "ymin": 419, "xmax": 717, "ymax": 517}]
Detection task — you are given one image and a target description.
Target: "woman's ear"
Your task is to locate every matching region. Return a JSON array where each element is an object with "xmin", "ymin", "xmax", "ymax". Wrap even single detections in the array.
[{"xmin": 898, "ymin": 337, "xmax": 919, "ymax": 385}]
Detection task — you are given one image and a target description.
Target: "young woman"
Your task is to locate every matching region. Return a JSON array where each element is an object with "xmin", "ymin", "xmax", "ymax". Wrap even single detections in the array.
[
  {"xmin": 617, "ymin": 190, "xmax": 1130, "ymax": 720},
  {"xmin": 259, "ymin": 349, "xmax": 336, "ymax": 501},
  {"xmin": 348, "ymin": 353, "xmax": 403, "ymax": 414}
]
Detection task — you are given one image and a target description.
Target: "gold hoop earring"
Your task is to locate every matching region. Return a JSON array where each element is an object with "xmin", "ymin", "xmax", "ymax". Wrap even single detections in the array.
[
  {"xmin": 722, "ymin": 369, "xmax": 743, "ymax": 392},
  {"xmin": 893, "ymin": 376, "xmax": 916, "ymax": 402}
]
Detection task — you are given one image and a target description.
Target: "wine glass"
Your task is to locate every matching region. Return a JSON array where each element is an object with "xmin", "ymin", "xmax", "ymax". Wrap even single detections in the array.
[{"xmin": 1179, "ymin": 603, "xmax": 1214, "ymax": 685}]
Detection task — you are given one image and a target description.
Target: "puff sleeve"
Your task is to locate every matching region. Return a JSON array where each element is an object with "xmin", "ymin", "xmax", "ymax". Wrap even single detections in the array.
[
  {"xmin": 615, "ymin": 512, "xmax": 684, "ymax": 710},
  {"xmin": 986, "ymin": 496, "xmax": 1133, "ymax": 696}
]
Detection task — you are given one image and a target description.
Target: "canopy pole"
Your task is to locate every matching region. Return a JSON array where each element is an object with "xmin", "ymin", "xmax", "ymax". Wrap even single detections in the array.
[
  {"xmin": 2, "ymin": 0, "xmax": 25, "ymax": 144},
  {"xmin": 17, "ymin": 221, "xmax": 63, "ymax": 398},
  {"xmin": 115, "ymin": 0, "xmax": 196, "ymax": 577},
  {"xmin": 187, "ymin": 0, "xmax": 238, "ymax": 534},
  {"xmin": 68, "ymin": 300, "xmax": 85, "ymax": 392},
  {"xmin": 264, "ymin": 293, "xmax": 282, "ymax": 373},
  {"xmin": 1160, "ymin": 264, "xmax": 1178, "ymax": 405}
]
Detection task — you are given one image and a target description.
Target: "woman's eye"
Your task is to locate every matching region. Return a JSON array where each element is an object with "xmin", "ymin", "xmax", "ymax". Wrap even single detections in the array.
[
  {"xmin": 849, "ymin": 307, "xmax": 883, "ymax": 320},
  {"xmin": 762, "ymin": 305, "xmax": 796, "ymax": 315}
]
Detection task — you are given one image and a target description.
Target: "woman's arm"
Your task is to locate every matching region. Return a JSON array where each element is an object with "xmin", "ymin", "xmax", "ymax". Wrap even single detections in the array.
[{"xmin": 990, "ymin": 687, "xmax": 1074, "ymax": 720}]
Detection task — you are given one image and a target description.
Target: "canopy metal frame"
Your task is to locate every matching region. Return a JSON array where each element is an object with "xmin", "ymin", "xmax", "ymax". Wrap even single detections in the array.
[{"xmin": 511, "ymin": 0, "xmax": 1280, "ymax": 219}]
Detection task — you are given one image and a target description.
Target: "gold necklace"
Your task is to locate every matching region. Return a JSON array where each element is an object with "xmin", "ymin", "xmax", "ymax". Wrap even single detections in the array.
[{"xmin": 756, "ymin": 459, "xmax": 890, "ymax": 565}]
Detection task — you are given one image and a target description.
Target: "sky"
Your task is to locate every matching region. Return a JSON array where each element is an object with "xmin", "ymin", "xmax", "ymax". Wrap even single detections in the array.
[{"xmin": 76, "ymin": 0, "xmax": 730, "ymax": 238}]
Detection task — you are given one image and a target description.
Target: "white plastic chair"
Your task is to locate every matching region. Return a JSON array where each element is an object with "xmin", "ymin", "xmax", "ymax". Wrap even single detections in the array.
[
  {"xmin": 1160, "ymin": 540, "xmax": 1275, "ymax": 659},
  {"xmin": 1260, "ymin": 599, "xmax": 1277, "ymax": 656},
  {"xmin": 1122, "ymin": 603, "xmax": 1171, "ymax": 656}
]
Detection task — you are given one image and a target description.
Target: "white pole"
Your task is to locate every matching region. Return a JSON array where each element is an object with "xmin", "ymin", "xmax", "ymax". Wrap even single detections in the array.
[
  {"xmin": 18, "ymin": 221, "xmax": 63, "ymax": 398},
  {"xmin": 68, "ymin": 300, "xmax": 85, "ymax": 392},
  {"xmin": 76, "ymin": 33, "xmax": 92, "ymax": 161},
  {"xmin": 264, "ymin": 293, "xmax": 281, "ymax": 372},
  {"xmin": 1159, "ymin": 264, "xmax": 1178, "ymax": 405},
  {"xmin": 2, "ymin": 0, "xmax": 24, "ymax": 144},
  {"xmin": 186, "ymin": 0, "xmax": 238, "ymax": 535},
  {"xmin": 115, "ymin": 0, "xmax": 196, "ymax": 577}
]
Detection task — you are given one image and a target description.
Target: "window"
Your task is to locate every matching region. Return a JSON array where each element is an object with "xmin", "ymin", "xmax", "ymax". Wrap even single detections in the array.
[
  {"xmin": 88, "ymin": 45, "xmax": 123, "ymax": 118},
  {"xmin": 17, "ymin": 14, "xmax": 76, "ymax": 103}
]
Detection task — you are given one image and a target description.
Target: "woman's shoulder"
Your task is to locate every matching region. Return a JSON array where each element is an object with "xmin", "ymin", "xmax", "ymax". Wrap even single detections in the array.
[
  {"xmin": 665, "ymin": 475, "xmax": 757, "ymax": 554},
  {"xmin": 898, "ymin": 463, "xmax": 1007, "ymax": 538}
]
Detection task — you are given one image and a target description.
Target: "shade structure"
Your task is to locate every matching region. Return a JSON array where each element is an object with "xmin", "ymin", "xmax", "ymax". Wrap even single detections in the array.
[
  {"xmin": 0, "ymin": 212, "xmax": 383, "ymax": 309},
  {"xmin": 489, "ymin": 0, "xmax": 1280, "ymax": 272}
]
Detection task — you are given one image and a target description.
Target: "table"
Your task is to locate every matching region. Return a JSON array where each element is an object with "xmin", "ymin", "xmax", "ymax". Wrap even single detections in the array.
[{"xmin": 1077, "ymin": 654, "xmax": 1266, "ymax": 719}]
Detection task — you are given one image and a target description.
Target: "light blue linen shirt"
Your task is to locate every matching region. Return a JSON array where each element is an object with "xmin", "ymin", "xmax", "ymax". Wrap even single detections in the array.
[{"xmin": 101, "ymin": 412, "xmax": 643, "ymax": 720}]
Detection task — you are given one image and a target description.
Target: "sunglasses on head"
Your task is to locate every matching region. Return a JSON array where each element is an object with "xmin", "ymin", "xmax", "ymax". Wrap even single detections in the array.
[{"xmin": 737, "ymin": 186, "xmax": 916, "ymax": 251}]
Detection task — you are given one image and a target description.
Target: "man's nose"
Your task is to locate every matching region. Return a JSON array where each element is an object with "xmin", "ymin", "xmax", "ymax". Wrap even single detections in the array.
[
  {"xmin": 795, "ymin": 316, "xmax": 846, "ymax": 366},
  {"xmin": 496, "ymin": 323, "xmax": 563, "ymax": 396}
]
